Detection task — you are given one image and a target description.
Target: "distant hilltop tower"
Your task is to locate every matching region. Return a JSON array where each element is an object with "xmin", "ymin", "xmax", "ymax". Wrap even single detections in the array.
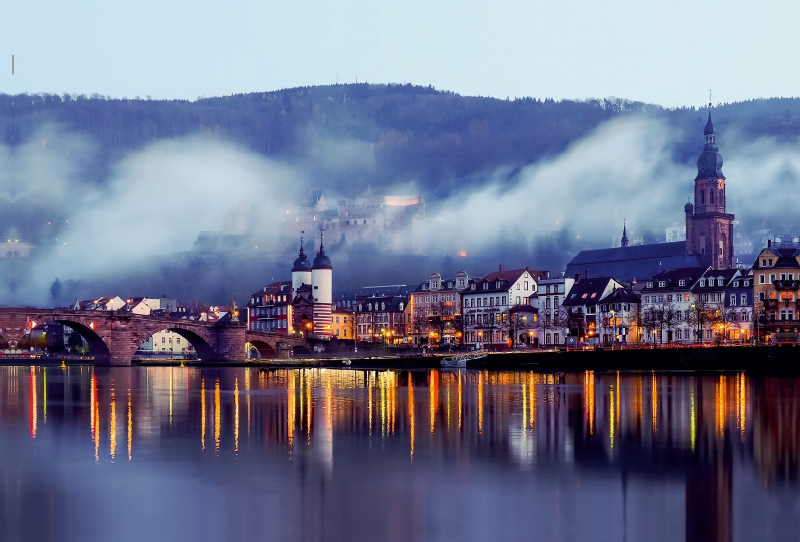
[
  {"xmin": 291, "ymin": 232, "xmax": 312, "ymax": 296},
  {"xmin": 311, "ymin": 229, "xmax": 333, "ymax": 339},
  {"xmin": 684, "ymin": 102, "xmax": 734, "ymax": 270}
]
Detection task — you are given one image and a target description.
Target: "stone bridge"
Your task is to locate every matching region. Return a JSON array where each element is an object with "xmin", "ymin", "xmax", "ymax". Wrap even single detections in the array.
[{"xmin": 0, "ymin": 308, "xmax": 309, "ymax": 365}]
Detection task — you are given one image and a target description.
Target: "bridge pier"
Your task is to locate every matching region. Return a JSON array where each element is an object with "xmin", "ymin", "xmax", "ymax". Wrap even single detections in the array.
[{"xmin": 214, "ymin": 325, "xmax": 246, "ymax": 362}]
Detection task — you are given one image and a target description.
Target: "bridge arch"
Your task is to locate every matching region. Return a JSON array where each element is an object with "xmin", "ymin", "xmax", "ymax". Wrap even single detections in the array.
[
  {"xmin": 246, "ymin": 340, "xmax": 277, "ymax": 359},
  {"xmin": 134, "ymin": 326, "xmax": 218, "ymax": 361},
  {"xmin": 50, "ymin": 319, "xmax": 112, "ymax": 362}
]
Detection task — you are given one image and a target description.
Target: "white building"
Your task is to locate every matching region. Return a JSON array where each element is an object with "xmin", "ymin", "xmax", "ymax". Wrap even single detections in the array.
[
  {"xmin": 640, "ymin": 266, "xmax": 710, "ymax": 344},
  {"xmin": 536, "ymin": 276, "xmax": 575, "ymax": 347},
  {"xmin": 461, "ymin": 268, "xmax": 548, "ymax": 349}
]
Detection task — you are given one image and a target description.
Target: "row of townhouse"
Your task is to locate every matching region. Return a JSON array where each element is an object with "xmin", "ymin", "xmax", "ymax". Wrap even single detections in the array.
[
  {"xmin": 407, "ymin": 263, "xmax": 760, "ymax": 348},
  {"xmin": 247, "ymin": 243, "xmax": 794, "ymax": 348},
  {"xmin": 640, "ymin": 266, "xmax": 753, "ymax": 344}
]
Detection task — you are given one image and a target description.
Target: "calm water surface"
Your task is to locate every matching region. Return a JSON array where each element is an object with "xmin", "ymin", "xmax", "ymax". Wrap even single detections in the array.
[{"xmin": 0, "ymin": 366, "xmax": 798, "ymax": 541}]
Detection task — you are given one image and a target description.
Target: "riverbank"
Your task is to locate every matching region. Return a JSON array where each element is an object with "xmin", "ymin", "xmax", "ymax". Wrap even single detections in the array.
[
  {"xmin": 4, "ymin": 344, "xmax": 799, "ymax": 372},
  {"xmin": 133, "ymin": 344, "xmax": 799, "ymax": 372}
]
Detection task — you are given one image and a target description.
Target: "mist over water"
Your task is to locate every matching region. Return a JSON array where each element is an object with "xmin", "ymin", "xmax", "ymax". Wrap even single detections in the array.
[{"xmin": 1, "ymin": 111, "xmax": 800, "ymax": 307}]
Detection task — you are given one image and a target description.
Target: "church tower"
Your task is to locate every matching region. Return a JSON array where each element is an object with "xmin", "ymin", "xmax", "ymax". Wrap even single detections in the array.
[{"xmin": 685, "ymin": 105, "xmax": 734, "ymax": 270}]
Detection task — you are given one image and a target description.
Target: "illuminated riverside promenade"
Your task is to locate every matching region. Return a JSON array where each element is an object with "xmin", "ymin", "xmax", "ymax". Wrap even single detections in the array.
[{"xmin": 1, "ymin": 366, "xmax": 798, "ymax": 541}]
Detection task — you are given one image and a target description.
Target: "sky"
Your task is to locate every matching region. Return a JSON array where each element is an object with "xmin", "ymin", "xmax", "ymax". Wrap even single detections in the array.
[{"xmin": 1, "ymin": 0, "xmax": 799, "ymax": 106}]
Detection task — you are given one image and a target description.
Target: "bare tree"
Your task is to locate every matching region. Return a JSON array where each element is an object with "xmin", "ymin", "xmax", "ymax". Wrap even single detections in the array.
[
  {"xmin": 625, "ymin": 302, "xmax": 644, "ymax": 344},
  {"xmin": 688, "ymin": 296, "xmax": 720, "ymax": 343},
  {"xmin": 657, "ymin": 300, "xmax": 679, "ymax": 344}
]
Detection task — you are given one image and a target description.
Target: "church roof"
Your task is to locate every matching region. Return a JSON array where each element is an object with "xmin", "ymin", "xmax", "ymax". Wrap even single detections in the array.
[{"xmin": 566, "ymin": 242, "xmax": 706, "ymax": 283}]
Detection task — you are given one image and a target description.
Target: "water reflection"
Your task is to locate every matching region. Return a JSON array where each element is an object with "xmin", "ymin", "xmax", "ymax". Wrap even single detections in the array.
[{"xmin": 0, "ymin": 366, "xmax": 799, "ymax": 541}]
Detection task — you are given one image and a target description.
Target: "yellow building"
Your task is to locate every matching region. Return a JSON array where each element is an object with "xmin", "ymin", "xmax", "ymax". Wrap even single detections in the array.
[
  {"xmin": 753, "ymin": 241, "xmax": 800, "ymax": 340},
  {"xmin": 331, "ymin": 307, "xmax": 354, "ymax": 340}
]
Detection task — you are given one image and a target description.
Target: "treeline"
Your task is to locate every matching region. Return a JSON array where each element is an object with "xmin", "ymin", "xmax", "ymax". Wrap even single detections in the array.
[{"xmin": 3, "ymin": 84, "xmax": 800, "ymax": 198}]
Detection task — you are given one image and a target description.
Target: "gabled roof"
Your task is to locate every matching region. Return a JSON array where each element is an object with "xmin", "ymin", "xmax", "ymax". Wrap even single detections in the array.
[
  {"xmin": 690, "ymin": 268, "xmax": 740, "ymax": 293},
  {"xmin": 562, "ymin": 277, "xmax": 618, "ymax": 306},
  {"xmin": 642, "ymin": 266, "xmax": 709, "ymax": 292},
  {"xmin": 599, "ymin": 287, "xmax": 640, "ymax": 304},
  {"xmin": 413, "ymin": 273, "xmax": 468, "ymax": 293},
  {"xmin": 753, "ymin": 247, "xmax": 800, "ymax": 269},
  {"xmin": 566, "ymin": 242, "xmax": 706, "ymax": 283},
  {"xmin": 357, "ymin": 295, "xmax": 409, "ymax": 312},
  {"xmin": 354, "ymin": 285, "xmax": 409, "ymax": 297},
  {"xmin": 463, "ymin": 268, "xmax": 547, "ymax": 295}
]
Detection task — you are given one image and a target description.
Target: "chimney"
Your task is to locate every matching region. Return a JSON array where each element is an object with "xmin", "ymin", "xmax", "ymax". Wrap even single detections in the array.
[
  {"xmin": 546, "ymin": 271, "xmax": 550, "ymax": 278},
  {"xmin": 585, "ymin": 268, "xmax": 589, "ymax": 279},
  {"xmin": 575, "ymin": 273, "xmax": 582, "ymax": 281},
  {"xmin": 499, "ymin": 264, "xmax": 502, "ymax": 272},
  {"xmin": 768, "ymin": 239, "xmax": 772, "ymax": 249}
]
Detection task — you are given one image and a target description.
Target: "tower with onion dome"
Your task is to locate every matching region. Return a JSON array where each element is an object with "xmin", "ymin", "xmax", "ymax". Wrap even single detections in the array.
[
  {"xmin": 311, "ymin": 228, "xmax": 333, "ymax": 339},
  {"xmin": 291, "ymin": 233, "xmax": 312, "ymax": 296},
  {"xmin": 685, "ymin": 103, "xmax": 734, "ymax": 270}
]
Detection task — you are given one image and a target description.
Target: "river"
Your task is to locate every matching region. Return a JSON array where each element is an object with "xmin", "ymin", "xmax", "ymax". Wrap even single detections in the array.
[{"xmin": 0, "ymin": 366, "xmax": 797, "ymax": 541}]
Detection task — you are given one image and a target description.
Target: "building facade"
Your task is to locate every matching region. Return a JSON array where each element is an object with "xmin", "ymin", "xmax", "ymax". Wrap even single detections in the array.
[
  {"xmin": 536, "ymin": 276, "xmax": 575, "ymax": 347},
  {"xmin": 409, "ymin": 271, "xmax": 469, "ymax": 345},
  {"xmin": 752, "ymin": 240, "xmax": 800, "ymax": 341},
  {"xmin": 640, "ymin": 267, "xmax": 708, "ymax": 344},
  {"xmin": 246, "ymin": 282, "xmax": 293, "ymax": 333},
  {"xmin": 354, "ymin": 289, "xmax": 409, "ymax": 344},
  {"xmin": 562, "ymin": 277, "xmax": 624, "ymax": 345},
  {"xmin": 461, "ymin": 268, "xmax": 547, "ymax": 349}
]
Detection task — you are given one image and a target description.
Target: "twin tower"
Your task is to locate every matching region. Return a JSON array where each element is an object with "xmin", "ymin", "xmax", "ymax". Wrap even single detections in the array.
[{"xmin": 291, "ymin": 233, "xmax": 333, "ymax": 339}]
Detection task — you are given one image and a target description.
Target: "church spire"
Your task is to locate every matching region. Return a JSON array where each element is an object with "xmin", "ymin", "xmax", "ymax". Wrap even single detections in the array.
[
  {"xmin": 696, "ymin": 97, "xmax": 724, "ymax": 180},
  {"xmin": 621, "ymin": 220, "xmax": 629, "ymax": 248}
]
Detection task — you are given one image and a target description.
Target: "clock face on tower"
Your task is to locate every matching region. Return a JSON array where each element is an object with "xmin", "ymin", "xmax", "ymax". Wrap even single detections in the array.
[{"xmin": 717, "ymin": 179, "xmax": 725, "ymax": 190}]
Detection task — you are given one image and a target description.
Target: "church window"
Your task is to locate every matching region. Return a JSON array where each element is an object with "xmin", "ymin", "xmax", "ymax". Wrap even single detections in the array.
[
  {"xmin": 709, "ymin": 190, "xmax": 714, "ymax": 204},
  {"xmin": 700, "ymin": 190, "xmax": 705, "ymax": 204}
]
